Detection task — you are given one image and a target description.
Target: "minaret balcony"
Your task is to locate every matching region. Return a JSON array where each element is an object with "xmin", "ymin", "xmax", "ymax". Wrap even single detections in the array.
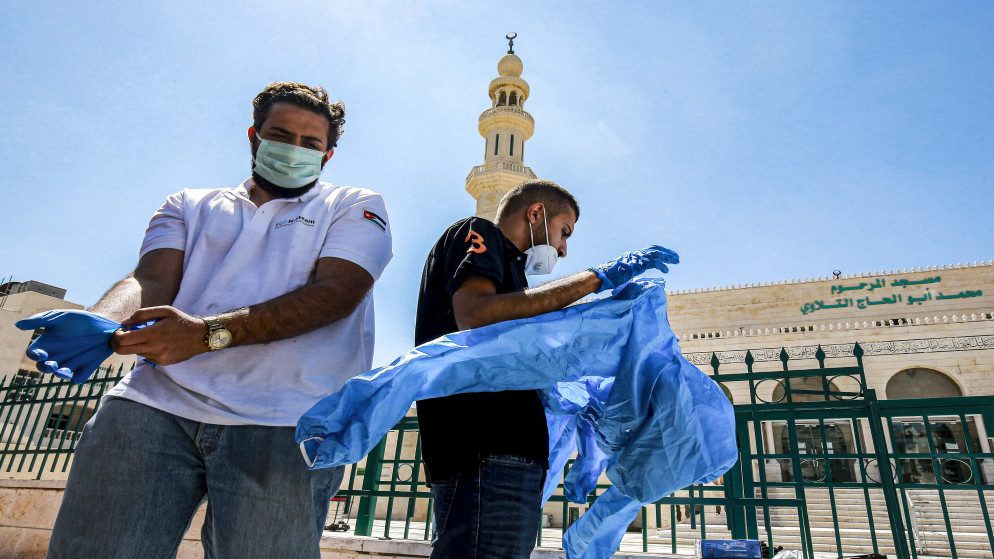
[
  {"xmin": 478, "ymin": 107, "xmax": 535, "ymax": 140},
  {"xmin": 478, "ymin": 106, "xmax": 534, "ymax": 125},
  {"xmin": 465, "ymin": 161, "xmax": 537, "ymax": 183}
]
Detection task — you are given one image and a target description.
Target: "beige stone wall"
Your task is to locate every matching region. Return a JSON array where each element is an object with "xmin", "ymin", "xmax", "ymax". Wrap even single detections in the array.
[
  {"xmin": 668, "ymin": 262, "xmax": 991, "ymax": 334},
  {"xmin": 0, "ymin": 480, "xmax": 435, "ymax": 559},
  {"xmin": 678, "ymin": 318, "xmax": 994, "ymax": 403},
  {"xmin": 0, "ymin": 480, "xmax": 207, "ymax": 559},
  {"xmin": 668, "ymin": 262, "xmax": 994, "ymax": 401}
]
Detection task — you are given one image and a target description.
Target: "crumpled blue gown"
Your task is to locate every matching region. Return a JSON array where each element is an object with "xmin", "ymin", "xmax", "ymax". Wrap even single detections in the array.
[{"xmin": 297, "ymin": 279, "xmax": 737, "ymax": 558}]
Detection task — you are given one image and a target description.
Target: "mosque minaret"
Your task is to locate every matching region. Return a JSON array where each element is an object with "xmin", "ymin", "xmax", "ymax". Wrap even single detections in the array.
[{"xmin": 466, "ymin": 33, "xmax": 538, "ymax": 221}]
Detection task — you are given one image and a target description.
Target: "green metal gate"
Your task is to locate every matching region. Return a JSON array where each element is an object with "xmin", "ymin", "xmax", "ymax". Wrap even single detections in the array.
[{"xmin": 665, "ymin": 344, "xmax": 994, "ymax": 559}]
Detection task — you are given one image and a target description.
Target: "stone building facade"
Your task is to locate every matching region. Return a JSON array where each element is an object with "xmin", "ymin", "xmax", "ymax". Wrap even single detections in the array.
[
  {"xmin": 670, "ymin": 262, "xmax": 994, "ymax": 487},
  {"xmin": 670, "ymin": 262, "xmax": 993, "ymax": 402}
]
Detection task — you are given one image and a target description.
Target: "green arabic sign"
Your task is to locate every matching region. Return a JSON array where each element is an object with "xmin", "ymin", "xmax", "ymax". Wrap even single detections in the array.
[{"xmin": 799, "ymin": 276, "xmax": 984, "ymax": 315}]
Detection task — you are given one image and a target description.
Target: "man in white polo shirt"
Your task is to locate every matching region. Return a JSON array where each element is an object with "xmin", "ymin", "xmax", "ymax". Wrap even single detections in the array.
[{"xmin": 46, "ymin": 82, "xmax": 393, "ymax": 559}]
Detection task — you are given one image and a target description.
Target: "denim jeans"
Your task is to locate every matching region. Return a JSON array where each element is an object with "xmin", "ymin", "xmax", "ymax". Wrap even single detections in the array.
[
  {"xmin": 429, "ymin": 454, "xmax": 545, "ymax": 559},
  {"xmin": 47, "ymin": 397, "xmax": 344, "ymax": 559}
]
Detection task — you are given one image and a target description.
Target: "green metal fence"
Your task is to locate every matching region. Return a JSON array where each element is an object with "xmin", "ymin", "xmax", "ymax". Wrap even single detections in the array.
[
  {"xmin": 702, "ymin": 344, "xmax": 994, "ymax": 559},
  {"xmin": 0, "ymin": 364, "xmax": 125, "ymax": 479},
  {"xmin": 4, "ymin": 344, "xmax": 994, "ymax": 558}
]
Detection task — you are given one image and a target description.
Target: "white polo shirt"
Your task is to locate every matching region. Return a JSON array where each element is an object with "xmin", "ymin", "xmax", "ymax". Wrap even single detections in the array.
[{"xmin": 107, "ymin": 179, "xmax": 393, "ymax": 426}]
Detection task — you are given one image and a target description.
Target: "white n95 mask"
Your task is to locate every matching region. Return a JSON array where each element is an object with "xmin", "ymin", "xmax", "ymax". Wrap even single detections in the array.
[{"xmin": 524, "ymin": 206, "xmax": 558, "ymax": 275}]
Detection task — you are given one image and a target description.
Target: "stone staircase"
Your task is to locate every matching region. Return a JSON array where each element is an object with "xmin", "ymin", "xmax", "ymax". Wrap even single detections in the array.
[
  {"xmin": 906, "ymin": 488, "xmax": 994, "ymax": 558},
  {"xmin": 646, "ymin": 487, "xmax": 994, "ymax": 558}
]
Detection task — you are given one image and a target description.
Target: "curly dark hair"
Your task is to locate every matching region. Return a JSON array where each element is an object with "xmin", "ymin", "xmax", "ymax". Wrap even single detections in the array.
[{"xmin": 252, "ymin": 82, "xmax": 345, "ymax": 149}]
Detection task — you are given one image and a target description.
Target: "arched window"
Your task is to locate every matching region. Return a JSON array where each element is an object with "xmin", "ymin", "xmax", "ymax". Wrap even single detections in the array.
[
  {"xmin": 497, "ymin": 91, "xmax": 507, "ymax": 106},
  {"xmin": 509, "ymin": 91, "xmax": 518, "ymax": 106},
  {"xmin": 771, "ymin": 377, "xmax": 840, "ymax": 403},
  {"xmin": 886, "ymin": 368, "xmax": 962, "ymax": 399}
]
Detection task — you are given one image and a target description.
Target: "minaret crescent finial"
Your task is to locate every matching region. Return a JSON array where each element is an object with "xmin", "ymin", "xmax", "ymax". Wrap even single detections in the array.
[{"xmin": 506, "ymin": 32, "xmax": 517, "ymax": 54}]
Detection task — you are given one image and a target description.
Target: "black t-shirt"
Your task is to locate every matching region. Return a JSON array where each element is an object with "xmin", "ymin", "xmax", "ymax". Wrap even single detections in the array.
[{"xmin": 414, "ymin": 217, "xmax": 550, "ymax": 483}]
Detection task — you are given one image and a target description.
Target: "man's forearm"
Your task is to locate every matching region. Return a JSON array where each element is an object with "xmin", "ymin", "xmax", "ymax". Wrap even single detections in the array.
[
  {"xmin": 113, "ymin": 256, "xmax": 373, "ymax": 365},
  {"xmin": 88, "ymin": 276, "xmax": 142, "ymax": 322},
  {"xmin": 110, "ymin": 278, "xmax": 368, "ymax": 366},
  {"xmin": 453, "ymin": 270, "xmax": 602, "ymax": 330},
  {"xmin": 214, "ymin": 275, "xmax": 370, "ymax": 347},
  {"xmin": 90, "ymin": 249, "xmax": 185, "ymax": 323},
  {"xmin": 89, "ymin": 275, "xmax": 178, "ymax": 323}
]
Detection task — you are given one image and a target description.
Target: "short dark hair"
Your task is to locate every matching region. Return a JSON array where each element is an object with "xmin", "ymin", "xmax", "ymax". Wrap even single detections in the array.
[
  {"xmin": 495, "ymin": 179, "xmax": 580, "ymax": 223},
  {"xmin": 252, "ymin": 82, "xmax": 345, "ymax": 149}
]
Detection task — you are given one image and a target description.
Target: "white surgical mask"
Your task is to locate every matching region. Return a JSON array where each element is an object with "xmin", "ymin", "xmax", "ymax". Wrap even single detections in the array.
[
  {"xmin": 523, "ymin": 206, "xmax": 559, "ymax": 275},
  {"xmin": 253, "ymin": 135, "xmax": 325, "ymax": 189}
]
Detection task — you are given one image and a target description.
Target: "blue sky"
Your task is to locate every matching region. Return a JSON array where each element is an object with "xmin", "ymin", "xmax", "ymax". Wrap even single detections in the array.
[{"xmin": 2, "ymin": 1, "xmax": 992, "ymax": 365}]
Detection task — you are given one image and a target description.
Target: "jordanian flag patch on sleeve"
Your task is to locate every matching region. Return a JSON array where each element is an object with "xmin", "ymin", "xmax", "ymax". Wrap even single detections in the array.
[{"xmin": 363, "ymin": 209, "xmax": 387, "ymax": 231}]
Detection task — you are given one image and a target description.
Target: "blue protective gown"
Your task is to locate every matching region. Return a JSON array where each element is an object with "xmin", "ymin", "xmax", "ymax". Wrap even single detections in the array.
[{"xmin": 297, "ymin": 279, "xmax": 737, "ymax": 558}]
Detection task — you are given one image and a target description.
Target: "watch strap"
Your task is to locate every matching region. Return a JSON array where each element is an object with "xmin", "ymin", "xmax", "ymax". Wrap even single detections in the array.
[{"xmin": 204, "ymin": 316, "xmax": 225, "ymax": 332}]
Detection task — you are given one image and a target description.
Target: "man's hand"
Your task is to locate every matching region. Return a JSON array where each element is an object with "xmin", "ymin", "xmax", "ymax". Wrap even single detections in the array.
[
  {"xmin": 113, "ymin": 306, "xmax": 208, "ymax": 366},
  {"xmin": 590, "ymin": 246, "xmax": 680, "ymax": 293}
]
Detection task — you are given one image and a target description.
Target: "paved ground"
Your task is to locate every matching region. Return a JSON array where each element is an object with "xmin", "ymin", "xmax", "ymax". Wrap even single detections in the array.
[
  {"xmin": 323, "ymin": 517, "xmax": 694, "ymax": 556},
  {"xmin": 322, "ymin": 518, "xmax": 804, "ymax": 557},
  {"xmin": 324, "ymin": 519, "xmax": 961, "ymax": 558}
]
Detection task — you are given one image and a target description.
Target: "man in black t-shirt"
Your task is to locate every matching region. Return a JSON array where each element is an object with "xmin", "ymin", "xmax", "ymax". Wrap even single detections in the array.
[
  {"xmin": 415, "ymin": 216, "xmax": 549, "ymax": 483},
  {"xmin": 414, "ymin": 179, "xmax": 680, "ymax": 559}
]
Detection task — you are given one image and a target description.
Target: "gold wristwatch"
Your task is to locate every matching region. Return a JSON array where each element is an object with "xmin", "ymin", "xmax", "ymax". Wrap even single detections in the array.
[{"xmin": 203, "ymin": 316, "xmax": 233, "ymax": 351}]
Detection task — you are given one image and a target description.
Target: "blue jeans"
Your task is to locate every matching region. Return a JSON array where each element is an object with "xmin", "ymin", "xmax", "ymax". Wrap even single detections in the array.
[
  {"xmin": 47, "ymin": 397, "xmax": 344, "ymax": 559},
  {"xmin": 429, "ymin": 454, "xmax": 546, "ymax": 559}
]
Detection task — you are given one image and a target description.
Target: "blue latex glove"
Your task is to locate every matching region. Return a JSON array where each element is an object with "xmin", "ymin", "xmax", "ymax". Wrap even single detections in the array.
[
  {"xmin": 589, "ymin": 245, "xmax": 679, "ymax": 293},
  {"xmin": 15, "ymin": 310, "xmax": 122, "ymax": 384}
]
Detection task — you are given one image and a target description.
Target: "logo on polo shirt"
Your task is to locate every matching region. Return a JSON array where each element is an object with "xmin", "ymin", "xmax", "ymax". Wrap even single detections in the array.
[
  {"xmin": 275, "ymin": 216, "xmax": 316, "ymax": 229},
  {"xmin": 363, "ymin": 210, "xmax": 387, "ymax": 232}
]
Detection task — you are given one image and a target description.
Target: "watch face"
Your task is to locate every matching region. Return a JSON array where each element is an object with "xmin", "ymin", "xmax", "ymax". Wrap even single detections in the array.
[{"xmin": 209, "ymin": 330, "xmax": 232, "ymax": 349}]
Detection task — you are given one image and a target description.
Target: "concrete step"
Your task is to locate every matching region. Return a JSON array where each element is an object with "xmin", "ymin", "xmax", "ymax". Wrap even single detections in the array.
[
  {"xmin": 763, "ymin": 487, "xmax": 991, "ymax": 500},
  {"xmin": 678, "ymin": 487, "xmax": 994, "ymax": 557},
  {"xmin": 915, "ymin": 510, "xmax": 994, "ymax": 521},
  {"xmin": 662, "ymin": 521, "xmax": 993, "ymax": 556},
  {"xmin": 655, "ymin": 527, "xmax": 901, "ymax": 555},
  {"xmin": 761, "ymin": 510, "xmax": 888, "ymax": 518},
  {"xmin": 913, "ymin": 531, "xmax": 994, "ymax": 558}
]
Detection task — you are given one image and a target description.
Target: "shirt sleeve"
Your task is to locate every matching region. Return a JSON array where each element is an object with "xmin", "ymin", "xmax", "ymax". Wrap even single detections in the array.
[
  {"xmin": 139, "ymin": 191, "xmax": 187, "ymax": 257},
  {"xmin": 319, "ymin": 189, "xmax": 394, "ymax": 281},
  {"xmin": 445, "ymin": 218, "xmax": 506, "ymax": 296}
]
